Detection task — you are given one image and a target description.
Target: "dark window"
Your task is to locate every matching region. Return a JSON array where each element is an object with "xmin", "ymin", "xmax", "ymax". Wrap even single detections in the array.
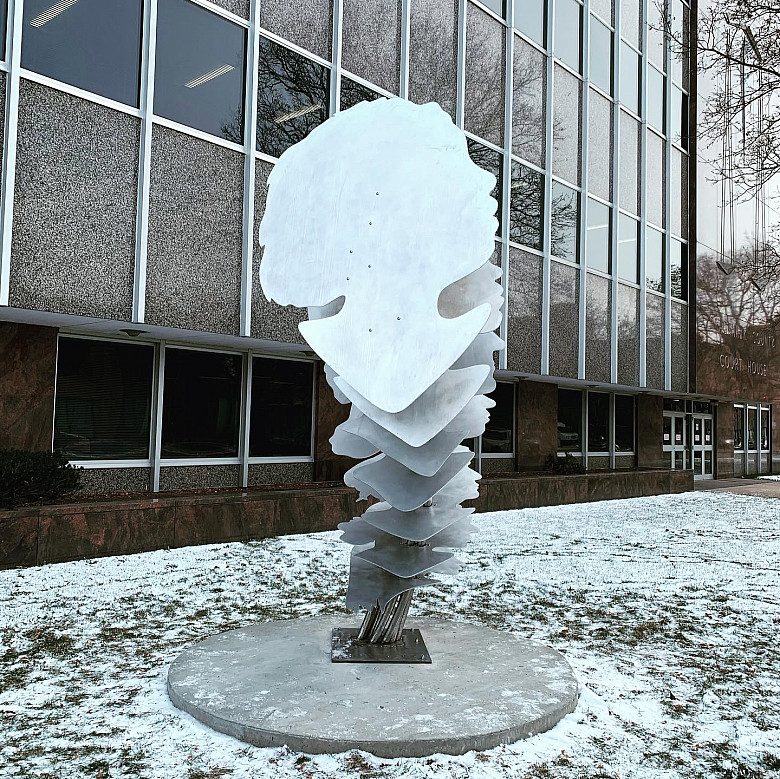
[
  {"xmin": 670, "ymin": 240, "xmax": 687, "ymax": 300},
  {"xmin": 617, "ymin": 213, "xmax": 638, "ymax": 283},
  {"xmin": 748, "ymin": 407, "xmax": 757, "ymax": 450},
  {"xmin": 53, "ymin": 338, "xmax": 153, "ymax": 460},
  {"xmin": 0, "ymin": 0, "xmax": 8, "ymax": 60},
  {"xmin": 515, "ymin": 0, "xmax": 545, "ymax": 44},
  {"xmin": 340, "ymin": 76, "xmax": 381, "ymax": 111},
  {"xmin": 161, "ymin": 349, "xmax": 242, "ymax": 458},
  {"xmin": 249, "ymin": 358, "xmax": 314, "ymax": 457},
  {"xmin": 551, "ymin": 180, "xmax": 579, "ymax": 262},
  {"xmin": 468, "ymin": 139, "xmax": 502, "ymax": 234},
  {"xmin": 733, "ymin": 406, "xmax": 744, "ymax": 450},
  {"xmin": 554, "ymin": 0, "xmax": 581, "ymax": 72},
  {"xmin": 761, "ymin": 409, "xmax": 770, "ymax": 451},
  {"xmin": 256, "ymin": 37, "xmax": 330, "ymax": 158},
  {"xmin": 663, "ymin": 398, "xmax": 684, "ymax": 412},
  {"xmin": 510, "ymin": 162, "xmax": 544, "ymax": 250},
  {"xmin": 646, "ymin": 226, "xmax": 664, "ymax": 292},
  {"xmin": 692, "ymin": 401, "xmax": 712, "ymax": 414},
  {"xmin": 586, "ymin": 198, "xmax": 610, "ymax": 273},
  {"xmin": 482, "ymin": 382, "xmax": 515, "ymax": 455},
  {"xmin": 615, "ymin": 395, "xmax": 635, "ymax": 452},
  {"xmin": 22, "ymin": 0, "xmax": 143, "ymax": 106},
  {"xmin": 154, "ymin": 0, "xmax": 247, "ymax": 142},
  {"xmin": 558, "ymin": 388, "xmax": 582, "ymax": 451},
  {"xmin": 587, "ymin": 392, "xmax": 609, "ymax": 452}
]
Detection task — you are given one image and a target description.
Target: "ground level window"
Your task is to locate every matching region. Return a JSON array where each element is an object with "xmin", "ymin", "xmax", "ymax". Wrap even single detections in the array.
[
  {"xmin": 587, "ymin": 392, "xmax": 609, "ymax": 453},
  {"xmin": 761, "ymin": 408, "xmax": 770, "ymax": 451},
  {"xmin": 558, "ymin": 389, "xmax": 582, "ymax": 452},
  {"xmin": 614, "ymin": 395, "xmax": 635, "ymax": 452},
  {"xmin": 53, "ymin": 338, "xmax": 153, "ymax": 460},
  {"xmin": 483, "ymin": 382, "xmax": 515, "ymax": 455},
  {"xmin": 249, "ymin": 358, "xmax": 314, "ymax": 458},
  {"xmin": 734, "ymin": 405, "xmax": 744, "ymax": 450},
  {"xmin": 161, "ymin": 348, "xmax": 242, "ymax": 458}
]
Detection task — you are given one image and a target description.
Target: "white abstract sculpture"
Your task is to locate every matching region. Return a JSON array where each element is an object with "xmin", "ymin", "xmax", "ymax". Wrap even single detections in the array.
[{"xmin": 259, "ymin": 98, "xmax": 503, "ymax": 648}]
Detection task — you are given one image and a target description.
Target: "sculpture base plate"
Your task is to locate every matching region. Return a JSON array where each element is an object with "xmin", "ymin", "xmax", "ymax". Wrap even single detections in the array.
[
  {"xmin": 167, "ymin": 616, "xmax": 579, "ymax": 758},
  {"xmin": 331, "ymin": 627, "xmax": 432, "ymax": 663}
]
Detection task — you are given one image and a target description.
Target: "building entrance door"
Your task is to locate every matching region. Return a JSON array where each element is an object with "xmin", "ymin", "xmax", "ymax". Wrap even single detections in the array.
[
  {"xmin": 691, "ymin": 414, "xmax": 714, "ymax": 480},
  {"xmin": 663, "ymin": 413, "xmax": 687, "ymax": 471}
]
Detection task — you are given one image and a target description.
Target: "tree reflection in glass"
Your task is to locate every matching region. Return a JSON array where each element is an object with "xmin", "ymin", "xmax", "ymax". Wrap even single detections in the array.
[
  {"xmin": 256, "ymin": 37, "xmax": 330, "ymax": 158},
  {"xmin": 468, "ymin": 139, "xmax": 502, "ymax": 233},
  {"xmin": 551, "ymin": 181, "xmax": 579, "ymax": 261}
]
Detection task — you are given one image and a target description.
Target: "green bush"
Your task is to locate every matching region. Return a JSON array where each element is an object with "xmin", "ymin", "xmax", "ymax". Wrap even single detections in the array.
[
  {"xmin": 545, "ymin": 452, "xmax": 586, "ymax": 475},
  {"xmin": 0, "ymin": 449, "xmax": 81, "ymax": 510}
]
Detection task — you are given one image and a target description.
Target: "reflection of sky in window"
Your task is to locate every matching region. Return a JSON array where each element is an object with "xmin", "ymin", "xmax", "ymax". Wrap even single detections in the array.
[
  {"xmin": 154, "ymin": 0, "xmax": 246, "ymax": 142},
  {"xmin": 256, "ymin": 37, "xmax": 329, "ymax": 158},
  {"xmin": 21, "ymin": 0, "xmax": 142, "ymax": 106}
]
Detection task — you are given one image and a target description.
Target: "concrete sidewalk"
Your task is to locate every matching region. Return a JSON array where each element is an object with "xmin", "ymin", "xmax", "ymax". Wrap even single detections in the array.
[{"xmin": 695, "ymin": 477, "xmax": 780, "ymax": 498}]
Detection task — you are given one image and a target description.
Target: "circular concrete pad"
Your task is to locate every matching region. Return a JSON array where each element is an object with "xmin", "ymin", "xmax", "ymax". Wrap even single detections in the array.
[{"xmin": 167, "ymin": 617, "xmax": 578, "ymax": 758}]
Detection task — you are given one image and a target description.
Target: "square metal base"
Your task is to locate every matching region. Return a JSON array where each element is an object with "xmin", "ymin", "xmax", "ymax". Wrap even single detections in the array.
[{"xmin": 331, "ymin": 628, "xmax": 432, "ymax": 663}]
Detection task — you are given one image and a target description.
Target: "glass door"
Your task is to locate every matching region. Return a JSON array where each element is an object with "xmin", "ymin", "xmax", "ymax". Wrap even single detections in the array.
[
  {"xmin": 663, "ymin": 413, "xmax": 687, "ymax": 470},
  {"xmin": 691, "ymin": 414, "xmax": 714, "ymax": 480}
]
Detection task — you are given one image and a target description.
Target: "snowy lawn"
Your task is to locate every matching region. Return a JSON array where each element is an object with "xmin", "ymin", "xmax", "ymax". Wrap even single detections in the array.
[{"xmin": 1, "ymin": 491, "xmax": 779, "ymax": 779}]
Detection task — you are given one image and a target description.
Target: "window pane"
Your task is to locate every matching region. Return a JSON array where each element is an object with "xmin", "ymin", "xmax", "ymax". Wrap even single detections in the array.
[
  {"xmin": 647, "ymin": 66, "xmax": 665, "ymax": 131},
  {"xmin": 513, "ymin": 35, "xmax": 546, "ymax": 167},
  {"xmin": 0, "ymin": 0, "xmax": 7, "ymax": 60},
  {"xmin": 589, "ymin": 16, "xmax": 612, "ymax": 94},
  {"xmin": 340, "ymin": 76, "xmax": 381, "ymax": 111},
  {"xmin": 646, "ymin": 130, "xmax": 665, "ymax": 226},
  {"xmin": 510, "ymin": 162, "xmax": 544, "ymax": 250},
  {"xmin": 671, "ymin": 147, "xmax": 687, "ymax": 236},
  {"xmin": 483, "ymin": 382, "xmax": 515, "ymax": 454},
  {"xmin": 761, "ymin": 410, "xmax": 770, "ymax": 451},
  {"xmin": 514, "ymin": 0, "xmax": 545, "ymax": 44},
  {"xmin": 154, "ymin": 0, "xmax": 247, "ymax": 142},
  {"xmin": 554, "ymin": 0, "xmax": 581, "ymax": 72},
  {"xmin": 551, "ymin": 180, "xmax": 579, "ymax": 262},
  {"xmin": 464, "ymin": 2, "xmax": 506, "ymax": 146},
  {"xmin": 617, "ymin": 213, "xmax": 638, "ymax": 283},
  {"xmin": 646, "ymin": 226, "xmax": 664, "ymax": 292},
  {"xmin": 250, "ymin": 358, "xmax": 313, "ymax": 457},
  {"xmin": 480, "ymin": 0, "xmax": 504, "ymax": 16},
  {"xmin": 468, "ymin": 139, "xmax": 502, "ymax": 234},
  {"xmin": 586, "ymin": 198, "xmax": 610, "ymax": 272},
  {"xmin": 161, "ymin": 349, "xmax": 242, "ymax": 458},
  {"xmin": 670, "ymin": 239, "xmax": 687, "ymax": 299},
  {"xmin": 619, "ymin": 42, "xmax": 640, "ymax": 114},
  {"xmin": 558, "ymin": 388, "xmax": 582, "ymax": 451},
  {"xmin": 256, "ymin": 38, "xmax": 330, "ymax": 158},
  {"xmin": 748, "ymin": 408, "xmax": 757, "ymax": 450},
  {"xmin": 53, "ymin": 338, "xmax": 153, "ymax": 460},
  {"xmin": 587, "ymin": 392, "xmax": 609, "ymax": 452},
  {"xmin": 734, "ymin": 406, "xmax": 744, "ymax": 450},
  {"xmin": 648, "ymin": 0, "xmax": 665, "ymax": 70},
  {"xmin": 22, "ymin": 0, "xmax": 142, "ymax": 106},
  {"xmin": 615, "ymin": 395, "xmax": 634, "ymax": 451},
  {"xmin": 670, "ymin": 85, "xmax": 688, "ymax": 149},
  {"xmin": 552, "ymin": 65, "xmax": 582, "ymax": 185}
]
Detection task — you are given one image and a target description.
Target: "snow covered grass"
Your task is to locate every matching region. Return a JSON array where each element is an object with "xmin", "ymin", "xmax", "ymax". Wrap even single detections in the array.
[{"xmin": 1, "ymin": 491, "xmax": 779, "ymax": 779}]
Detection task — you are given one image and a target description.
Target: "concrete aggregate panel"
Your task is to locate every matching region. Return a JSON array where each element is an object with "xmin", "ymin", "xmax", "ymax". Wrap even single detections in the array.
[
  {"xmin": 145, "ymin": 125, "xmax": 243, "ymax": 335},
  {"xmin": 247, "ymin": 462, "xmax": 315, "ymax": 486},
  {"xmin": 507, "ymin": 248, "xmax": 543, "ymax": 374},
  {"xmin": 671, "ymin": 301, "xmax": 688, "ymax": 393},
  {"xmin": 646, "ymin": 293, "xmax": 665, "ymax": 390},
  {"xmin": 9, "ymin": 80, "xmax": 138, "ymax": 320},
  {"xmin": 548, "ymin": 260, "xmax": 580, "ymax": 379},
  {"xmin": 587, "ymin": 89, "xmax": 612, "ymax": 202},
  {"xmin": 341, "ymin": 0, "xmax": 401, "ymax": 94},
  {"xmin": 552, "ymin": 65, "xmax": 581, "ymax": 186},
  {"xmin": 585, "ymin": 274, "xmax": 611, "ymax": 383},
  {"xmin": 159, "ymin": 465, "xmax": 240, "ymax": 492},
  {"xmin": 260, "ymin": 0, "xmax": 332, "ymax": 60},
  {"xmin": 617, "ymin": 283, "xmax": 640, "ymax": 386},
  {"xmin": 251, "ymin": 160, "xmax": 306, "ymax": 343},
  {"xmin": 76, "ymin": 468, "xmax": 151, "ymax": 496}
]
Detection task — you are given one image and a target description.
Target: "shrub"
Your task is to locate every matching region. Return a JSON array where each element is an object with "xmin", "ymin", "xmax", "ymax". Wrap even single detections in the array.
[
  {"xmin": 545, "ymin": 452, "xmax": 586, "ymax": 475},
  {"xmin": 0, "ymin": 449, "xmax": 81, "ymax": 510}
]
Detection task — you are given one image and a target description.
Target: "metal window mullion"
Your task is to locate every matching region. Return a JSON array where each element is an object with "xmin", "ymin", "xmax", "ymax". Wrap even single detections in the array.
[
  {"xmin": 0, "ymin": 0, "xmax": 23, "ymax": 306},
  {"xmin": 240, "ymin": 0, "xmax": 261, "ymax": 337},
  {"xmin": 609, "ymin": 390, "xmax": 615, "ymax": 468},
  {"xmin": 500, "ymin": 6, "xmax": 513, "ymax": 370},
  {"xmin": 609, "ymin": 0, "xmax": 621, "ymax": 385},
  {"xmin": 638, "ymin": 0, "xmax": 649, "ymax": 387},
  {"xmin": 663, "ymin": 0, "xmax": 672, "ymax": 391},
  {"xmin": 330, "ymin": 0, "xmax": 343, "ymax": 113},
  {"xmin": 456, "ymin": 0, "xmax": 466, "ymax": 128},
  {"xmin": 578, "ymin": 0, "xmax": 590, "ymax": 381},
  {"xmin": 541, "ymin": 0, "xmax": 555, "ymax": 375},
  {"xmin": 583, "ymin": 388, "xmax": 589, "ymax": 469},
  {"xmin": 133, "ymin": 0, "xmax": 159, "ymax": 323},
  {"xmin": 400, "ymin": 0, "xmax": 411, "ymax": 100},
  {"xmin": 151, "ymin": 340, "xmax": 166, "ymax": 493},
  {"xmin": 240, "ymin": 352, "xmax": 252, "ymax": 487}
]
